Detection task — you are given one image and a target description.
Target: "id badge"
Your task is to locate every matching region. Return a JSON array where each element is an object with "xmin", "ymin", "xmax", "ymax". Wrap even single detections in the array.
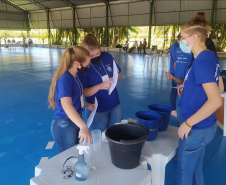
[
  {"xmin": 101, "ymin": 75, "xmax": 109, "ymax": 82},
  {"xmin": 80, "ymin": 95, "xmax": 84, "ymax": 108}
]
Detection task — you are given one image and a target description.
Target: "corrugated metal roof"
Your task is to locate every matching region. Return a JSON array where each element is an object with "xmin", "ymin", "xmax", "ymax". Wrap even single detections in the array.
[{"xmin": 0, "ymin": 0, "xmax": 226, "ymax": 30}]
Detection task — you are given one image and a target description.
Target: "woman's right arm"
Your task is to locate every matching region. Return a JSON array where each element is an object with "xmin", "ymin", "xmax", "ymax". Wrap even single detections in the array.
[
  {"xmin": 61, "ymin": 97, "xmax": 92, "ymax": 145},
  {"xmin": 178, "ymin": 82, "xmax": 222, "ymax": 139},
  {"xmin": 164, "ymin": 71, "xmax": 184, "ymax": 85},
  {"xmin": 219, "ymin": 76, "xmax": 224, "ymax": 94},
  {"xmin": 83, "ymin": 80, "xmax": 113, "ymax": 97}
]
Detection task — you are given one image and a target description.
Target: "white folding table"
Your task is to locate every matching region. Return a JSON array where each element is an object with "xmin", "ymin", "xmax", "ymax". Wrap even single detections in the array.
[
  {"xmin": 30, "ymin": 142, "xmax": 152, "ymax": 185},
  {"xmin": 142, "ymin": 125, "xmax": 179, "ymax": 185},
  {"xmin": 30, "ymin": 125, "xmax": 178, "ymax": 185}
]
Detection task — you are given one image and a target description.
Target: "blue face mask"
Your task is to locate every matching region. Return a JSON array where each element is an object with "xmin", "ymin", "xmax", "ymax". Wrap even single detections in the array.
[{"xmin": 179, "ymin": 40, "xmax": 192, "ymax": 54}]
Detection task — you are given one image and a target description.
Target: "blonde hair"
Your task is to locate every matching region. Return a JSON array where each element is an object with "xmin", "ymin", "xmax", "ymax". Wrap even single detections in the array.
[
  {"xmin": 48, "ymin": 46, "xmax": 90, "ymax": 109},
  {"xmin": 81, "ymin": 34, "xmax": 101, "ymax": 51},
  {"xmin": 182, "ymin": 12, "xmax": 208, "ymax": 41}
]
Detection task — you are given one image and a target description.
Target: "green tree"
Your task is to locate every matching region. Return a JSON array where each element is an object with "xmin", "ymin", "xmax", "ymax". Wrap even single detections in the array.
[
  {"xmin": 214, "ymin": 24, "xmax": 226, "ymax": 52},
  {"xmin": 38, "ymin": 30, "xmax": 48, "ymax": 44},
  {"xmin": 0, "ymin": 31, "xmax": 10, "ymax": 44}
]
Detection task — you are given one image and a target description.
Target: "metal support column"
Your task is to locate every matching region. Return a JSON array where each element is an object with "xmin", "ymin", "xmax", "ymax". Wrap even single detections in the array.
[
  {"xmin": 26, "ymin": 13, "xmax": 30, "ymax": 39},
  {"xmin": 105, "ymin": 0, "xmax": 109, "ymax": 47},
  {"xmin": 210, "ymin": 0, "xmax": 217, "ymax": 27},
  {"xmin": 46, "ymin": 9, "xmax": 51, "ymax": 44},
  {"xmin": 148, "ymin": 0, "xmax": 154, "ymax": 49},
  {"xmin": 72, "ymin": 6, "xmax": 77, "ymax": 46}
]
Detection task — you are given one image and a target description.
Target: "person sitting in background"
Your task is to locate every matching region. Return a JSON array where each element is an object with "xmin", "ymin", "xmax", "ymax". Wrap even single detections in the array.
[
  {"xmin": 123, "ymin": 40, "xmax": 129, "ymax": 52},
  {"xmin": 128, "ymin": 41, "xmax": 138, "ymax": 53},
  {"xmin": 212, "ymin": 35, "xmax": 217, "ymax": 46},
  {"xmin": 28, "ymin": 39, "xmax": 33, "ymax": 46},
  {"xmin": 116, "ymin": 43, "xmax": 123, "ymax": 48},
  {"xmin": 137, "ymin": 41, "xmax": 143, "ymax": 53},
  {"xmin": 206, "ymin": 25, "xmax": 217, "ymax": 57}
]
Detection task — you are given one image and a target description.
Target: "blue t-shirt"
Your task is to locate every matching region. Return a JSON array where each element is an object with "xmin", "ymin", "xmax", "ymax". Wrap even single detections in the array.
[
  {"xmin": 54, "ymin": 71, "xmax": 83, "ymax": 118},
  {"xmin": 174, "ymin": 46, "xmax": 193, "ymax": 81},
  {"xmin": 180, "ymin": 51, "xmax": 221, "ymax": 129},
  {"xmin": 78, "ymin": 52, "xmax": 121, "ymax": 112},
  {"xmin": 170, "ymin": 41, "xmax": 179, "ymax": 74}
]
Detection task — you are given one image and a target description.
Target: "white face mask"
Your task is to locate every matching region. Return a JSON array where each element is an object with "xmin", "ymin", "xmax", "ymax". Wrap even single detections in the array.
[{"xmin": 179, "ymin": 40, "xmax": 192, "ymax": 54}]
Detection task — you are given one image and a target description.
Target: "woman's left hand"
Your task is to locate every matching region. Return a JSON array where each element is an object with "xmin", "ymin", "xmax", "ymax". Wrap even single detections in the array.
[
  {"xmin": 84, "ymin": 101, "xmax": 95, "ymax": 111},
  {"xmin": 178, "ymin": 122, "xmax": 191, "ymax": 139}
]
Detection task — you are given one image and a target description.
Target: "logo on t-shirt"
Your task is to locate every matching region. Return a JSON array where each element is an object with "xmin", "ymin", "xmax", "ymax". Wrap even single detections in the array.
[
  {"xmin": 215, "ymin": 64, "xmax": 220, "ymax": 82},
  {"xmin": 106, "ymin": 64, "xmax": 112, "ymax": 72}
]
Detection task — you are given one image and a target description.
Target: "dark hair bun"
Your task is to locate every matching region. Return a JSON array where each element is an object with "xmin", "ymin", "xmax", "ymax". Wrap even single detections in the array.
[{"xmin": 192, "ymin": 12, "xmax": 207, "ymax": 26}]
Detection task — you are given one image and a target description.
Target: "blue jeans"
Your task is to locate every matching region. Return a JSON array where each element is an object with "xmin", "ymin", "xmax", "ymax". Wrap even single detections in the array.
[
  {"xmin": 88, "ymin": 104, "xmax": 123, "ymax": 132},
  {"xmin": 176, "ymin": 95, "xmax": 182, "ymax": 125},
  {"xmin": 170, "ymin": 80, "xmax": 177, "ymax": 110},
  {"xmin": 51, "ymin": 117, "xmax": 80, "ymax": 153},
  {"xmin": 177, "ymin": 124, "xmax": 217, "ymax": 185}
]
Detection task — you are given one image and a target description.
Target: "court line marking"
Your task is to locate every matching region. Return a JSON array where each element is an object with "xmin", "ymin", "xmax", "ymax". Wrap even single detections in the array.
[
  {"xmin": 45, "ymin": 141, "xmax": 55, "ymax": 149},
  {"xmin": 3, "ymin": 67, "xmax": 52, "ymax": 79},
  {"xmin": 39, "ymin": 157, "xmax": 49, "ymax": 164}
]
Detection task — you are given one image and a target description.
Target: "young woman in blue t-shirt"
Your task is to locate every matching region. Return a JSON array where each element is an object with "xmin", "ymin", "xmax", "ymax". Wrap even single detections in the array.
[
  {"xmin": 48, "ymin": 46, "xmax": 93, "ymax": 153},
  {"xmin": 176, "ymin": 12, "xmax": 223, "ymax": 185},
  {"xmin": 78, "ymin": 34, "xmax": 123, "ymax": 132}
]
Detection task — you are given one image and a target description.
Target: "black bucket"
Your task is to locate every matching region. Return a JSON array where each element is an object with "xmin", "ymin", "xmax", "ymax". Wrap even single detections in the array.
[{"xmin": 105, "ymin": 122, "xmax": 149, "ymax": 169}]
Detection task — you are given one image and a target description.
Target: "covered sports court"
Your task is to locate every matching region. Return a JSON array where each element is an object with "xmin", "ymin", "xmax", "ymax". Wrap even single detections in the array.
[{"xmin": 1, "ymin": 1, "xmax": 226, "ymax": 185}]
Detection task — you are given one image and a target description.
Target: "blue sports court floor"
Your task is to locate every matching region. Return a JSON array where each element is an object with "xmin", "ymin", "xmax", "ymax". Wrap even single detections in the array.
[{"xmin": 0, "ymin": 47, "xmax": 226, "ymax": 185}]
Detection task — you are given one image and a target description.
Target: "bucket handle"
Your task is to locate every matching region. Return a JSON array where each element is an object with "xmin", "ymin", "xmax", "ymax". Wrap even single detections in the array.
[
  {"xmin": 119, "ymin": 122, "xmax": 149, "ymax": 144},
  {"xmin": 120, "ymin": 134, "xmax": 148, "ymax": 144},
  {"xmin": 149, "ymin": 128, "xmax": 158, "ymax": 132},
  {"xmin": 128, "ymin": 122, "xmax": 149, "ymax": 133}
]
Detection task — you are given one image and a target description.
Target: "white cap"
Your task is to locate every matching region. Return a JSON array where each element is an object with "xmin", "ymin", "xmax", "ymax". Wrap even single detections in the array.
[{"xmin": 76, "ymin": 145, "xmax": 89, "ymax": 155}]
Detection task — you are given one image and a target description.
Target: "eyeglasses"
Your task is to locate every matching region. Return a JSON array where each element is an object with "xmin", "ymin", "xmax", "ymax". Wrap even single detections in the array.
[
  {"xmin": 180, "ymin": 34, "xmax": 201, "ymax": 41},
  {"xmin": 180, "ymin": 35, "xmax": 192, "ymax": 40}
]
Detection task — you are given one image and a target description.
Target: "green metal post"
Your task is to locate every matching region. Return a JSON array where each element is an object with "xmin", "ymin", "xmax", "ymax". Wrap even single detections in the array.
[
  {"xmin": 46, "ymin": 9, "xmax": 51, "ymax": 44},
  {"xmin": 148, "ymin": 0, "xmax": 154, "ymax": 49},
  {"xmin": 73, "ymin": 6, "xmax": 77, "ymax": 46},
  {"xmin": 26, "ymin": 13, "xmax": 30, "ymax": 39},
  {"xmin": 210, "ymin": 0, "xmax": 216, "ymax": 27},
  {"xmin": 179, "ymin": 0, "xmax": 181, "ymax": 25},
  {"xmin": 105, "ymin": 0, "xmax": 109, "ymax": 47}
]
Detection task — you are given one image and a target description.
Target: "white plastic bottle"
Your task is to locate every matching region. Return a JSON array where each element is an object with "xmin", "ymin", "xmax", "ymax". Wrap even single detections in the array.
[{"xmin": 74, "ymin": 145, "xmax": 89, "ymax": 181}]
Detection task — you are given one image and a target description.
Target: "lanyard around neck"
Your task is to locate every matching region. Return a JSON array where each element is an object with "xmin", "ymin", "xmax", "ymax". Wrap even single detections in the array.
[
  {"xmin": 90, "ymin": 60, "xmax": 108, "ymax": 78},
  {"xmin": 74, "ymin": 76, "xmax": 83, "ymax": 96}
]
